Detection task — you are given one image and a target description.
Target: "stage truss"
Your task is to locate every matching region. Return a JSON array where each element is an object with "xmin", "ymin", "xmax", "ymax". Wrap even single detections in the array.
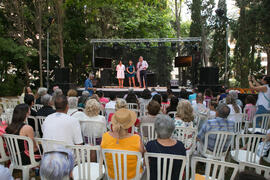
[{"xmin": 90, "ymin": 37, "xmax": 201, "ymax": 68}]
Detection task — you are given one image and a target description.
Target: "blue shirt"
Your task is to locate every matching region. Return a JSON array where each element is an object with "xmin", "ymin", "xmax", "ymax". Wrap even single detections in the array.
[
  {"xmin": 84, "ymin": 78, "xmax": 93, "ymax": 96},
  {"xmin": 188, "ymin": 93, "xmax": 197, "ymax": 102},
  {"xmin": 197, "ymin": 117, "xmax": 235, "ymax": 151}
]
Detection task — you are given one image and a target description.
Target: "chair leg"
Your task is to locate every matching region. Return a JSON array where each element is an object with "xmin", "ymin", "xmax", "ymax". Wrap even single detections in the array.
[
  {"xmin": 22, "ymin": 167, "xmax": 30, "ymax": 180},
  {"xmin": 186, "ymin": 155, "xmax": 190, "ymax": 180},
  {"xmin": 9, "ymin": 164, "xmax": 14, "ymax": 175}
]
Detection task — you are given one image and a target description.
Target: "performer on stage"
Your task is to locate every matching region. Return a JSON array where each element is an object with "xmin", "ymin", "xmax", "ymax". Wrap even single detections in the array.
[
  {"xmin": 85, "ymin": 73, "xmax": 95, "ymax": 96},
  {"xmin": 137, "ymin": 56, "xmax": 148, "ymax": 88},
  {"xmin": 126, "ymin": 60, "xmax": 136, "ymax": 88},
  {"xmin": 116, "ymin": 60, "xmax": 125, "ymax": 88}
]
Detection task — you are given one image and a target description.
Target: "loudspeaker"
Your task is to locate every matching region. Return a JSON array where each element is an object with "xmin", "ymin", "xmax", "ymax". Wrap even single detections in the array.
[
  {"xmin": 199, "ymin": 67, "xmax": 219, "ymax": 85},
  {"xmin": 54, "ymin": 68, "xmax": 70, "ymax": 83},
  {"xmin": 100, "ymin": 69, "xmax": 113, "ymax": 86},
  {"xmin": 95, "ymin": 57, "xmax": 112, "ymax": 68},
  {"xmin": 147, "ymin": 72, "xmax": 157, "ymax": 87}
]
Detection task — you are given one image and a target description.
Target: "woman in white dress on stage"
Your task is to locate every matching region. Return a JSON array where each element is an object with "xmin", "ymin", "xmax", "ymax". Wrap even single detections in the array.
[{"xmin": 116, "ymin": 60, "xmax": 125, "ymax": 88}]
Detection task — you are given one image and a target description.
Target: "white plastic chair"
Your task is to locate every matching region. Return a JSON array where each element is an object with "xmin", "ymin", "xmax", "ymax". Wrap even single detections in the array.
[
  {"xmin": 79, "ymin": 120, "xmax": 107, "ymax": 145},
  {"xmin": 0, "ymin": 112, "xmax": 12, "ymax": 124},
  {"xmin": 194, "ymin": 112, "xmax": 208, "ymax": 130},
  {"xmin": 168, "ymin": 111, "xmax": 177, "ymax": 118},
  {"xmin": 102, "ymin": 149, "xmax": 142, "ymax": 180},
  {"xmin": 105, "ymin": 108, "xmax": 115, "ymax": 121},
  {"xmin": 144, "ymin": 152, "xmax": 186, "ymax": 180},
  {"xmin": 67, "ymin": 145, "xmax": 105, "ymax": 180},
  {"xmin": 161, "ymin": 104, "xmax": 169, "ymax": 114},
  {"xmin": 36, "ymin": 116, "xmax": 46, "ymax": 133},
  {"xmin": 248, "ymin": 114, "xmax": 270, "ymax": 134},
  {"xmin": 191, "ymin": 156, "xmax": 239, "ymax": 180},
  {"xmin": 27, "ymin": 116, "xmax": 40, "ymax": 137},
  {"xmin": 140, "ymin": 122, "xmax": 156, "ymax": 145},
  {"xmin": 199, "ymin": 131, "xmax": 235, "ymax": 161},
  {"xmin": 0, "ymin": 136, "xmax": 9, "ymax": 163},
  {"xmin": 243, "ymin": 105, "xmax": 257, "ymax": 122},
  {"xmin": 35, "ymin": 138, "xmax": 67, "ymax": 153},
  {"xmin": 139, "ymin": 103, "xmax": 148, "ymax": 117},
  {"xmin": 230, "ymin": 134, "xmax": 265, "ymax": 164},
  {"xmin": 3, "ymin": 134, "xmax": 40, "ymax": 180},
  {"xmin": 263, "ymin": 150, "xmax": 270, "ymax": 163},
  {"xmin": 239, "ymin": 161, "xmax": 270, "ymax": 179},
  {"xmin": 32, "ymin": 104, "xmax": 43, "ymax": 112},
  {"xmin": 228, "ymin": 113, "xmax": 244, "ymax": 134},
  {"xmin": 127, "ymin": 103, "xmax": 140, "ymax": 116}
]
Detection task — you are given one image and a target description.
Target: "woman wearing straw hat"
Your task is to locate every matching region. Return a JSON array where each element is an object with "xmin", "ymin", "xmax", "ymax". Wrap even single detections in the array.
[{"xmin": 101, "ymin": 108, "xmax": 144, "ymax": 179}]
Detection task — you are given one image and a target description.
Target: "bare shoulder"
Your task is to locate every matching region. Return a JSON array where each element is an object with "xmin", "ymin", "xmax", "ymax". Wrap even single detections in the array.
[{"xmin": 21, "ymin": 124, "xmax": 34, "ymax": 131}]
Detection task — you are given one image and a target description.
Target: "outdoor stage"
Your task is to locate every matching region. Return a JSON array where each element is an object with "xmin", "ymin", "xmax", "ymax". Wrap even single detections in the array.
[{"xmin": 77, "ymin": 86, "xmax": 192, "ymax": 98}]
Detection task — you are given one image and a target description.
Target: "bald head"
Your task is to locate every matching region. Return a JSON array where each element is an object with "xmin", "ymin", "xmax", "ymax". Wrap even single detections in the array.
[
  {"xmin": 54, "ymin": 95, "xmax": 68, "ymax": 112},
  {"xmin": 216, "ymin": 103, "xmax": 230, "ymax": 118}
]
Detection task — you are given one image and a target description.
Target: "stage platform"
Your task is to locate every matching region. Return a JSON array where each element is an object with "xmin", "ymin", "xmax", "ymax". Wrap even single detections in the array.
[{"xmin": 77, "ymin": 86, "xmax": 192, "ymax": 98}]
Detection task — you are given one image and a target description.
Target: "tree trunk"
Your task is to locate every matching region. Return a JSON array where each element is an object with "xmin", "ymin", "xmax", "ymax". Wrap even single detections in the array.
[
  {"xmin": 38, "ymin": 1, "xmax": 43, "ymax": 87},
  {"xmin": 56, "ymin": 0, "xmax": 65, "ymax": 68},
  {"xmin": 267, "ymin": 50, "xmax": 270, "ymax": 76}
]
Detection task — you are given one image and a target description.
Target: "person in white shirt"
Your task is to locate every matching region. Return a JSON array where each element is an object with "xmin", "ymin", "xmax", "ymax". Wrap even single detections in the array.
[
  {"xmin": 116, "ymin": 60, "xmax": 125, "ymax": 88},
  {"xmin": 105, "ymin": 94, "xmax": 117, "ymax": 119},
  {"xmin": 42, "ymin": 95, "xmax": 83, "ymax": 151},
  {"xmin": 67, "ymin": 97, "xmax": 78, "ymax": 116},
  {"xmin": 136, "ymin": 56, "xmax": 148, "ymax": 88}
]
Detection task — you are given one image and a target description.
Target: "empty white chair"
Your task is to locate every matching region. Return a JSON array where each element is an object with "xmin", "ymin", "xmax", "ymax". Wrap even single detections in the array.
[
  {"xmin": 35, "ymin": 138, "xmax": 67, "ymax": 153},
  {"xmin": 102, "ymin": 149, "xmax": 142, "ymax": 180},
  {"xmin": 3, "ymin": 134, "xmax": 40, "ymax": 180},
  {"xmin": 79, "ymin": 120, "xmax": 107, "ymax": 145},
  {"xmin": 239, "ymin": 161, "xmax": 270, "ymax": 179},
  {"xmin": 32, "ymin": 104, "xmax": 43, "ymax": 112},
  {"xmin": 36, "ymin": 116, "xmax": 46, "ymax": 132},
  {"xmin": 140, "ymin": 122, "xmax": 156, "ymax": 145},
  {"xmin": 0, "ymin": 136, "xmax": 9, "ymax": 164},
  {"xmin": 228, "ymin": 113, "xmax": 244, "ymax": 134},
  {"xmin": 248, "ymin": 114, "xmax": 270, "ymax": 134},
  {"xmin": 0, "ymin": 112, "xmax": 12, "ymax": 124},
  {"xmin": 231, "ymin": 134, "xmax": 265, "ymax": 164},
  {"xmin": 67, "ymin": 145, "xmax": 105, "ymax": 180},
  {"xmin": 144, "ymin": 152, "xmax": 186, "ymax": 180},
  {"xmin": 199, "ymin": 131, "xmax": 235, "ymax": 161},
  {"xmin": 27, "ymin": 116, "xmax": 40, "ymax": 137},
  {"xmin": 168, "ymin": 111, "xmax": 177, "ymax": 118},
  {"xmin": 191, "ymin": 156, "xmax": 239, "ymax": 180}
]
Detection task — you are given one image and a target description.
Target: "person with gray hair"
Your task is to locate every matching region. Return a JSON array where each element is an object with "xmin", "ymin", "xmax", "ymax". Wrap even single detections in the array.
[
  {"xmin": 229, "ymin": 90, "xmax": 243, "ymax": 107},
  {"xmin": 37, "ymin": 94, "xmax": 55, "ymax": 117},
  {"xmin": 197, "ymin": 103, "xmax": 234, "ymax": 152},
  {"xmin": 0, "ymin": 165, "xmax": 13, "ymax": 180},
  {"xmin": 67, "ymin": 97, "xmax": 78, "ymax": 115},
  {"xmin": 78, "ymin": 90, "xmax": 90, "ymax": 108},
  {"xmin": 36, "ymin": 87, "xmax": 48, "ymax": 104},
  {"xmin": 145, "ymin": 114, "xmax": 186, "ymax": 180},
  {"xmin": 40, "ymin": 150, "xmax": 74, "ymax": 180}
]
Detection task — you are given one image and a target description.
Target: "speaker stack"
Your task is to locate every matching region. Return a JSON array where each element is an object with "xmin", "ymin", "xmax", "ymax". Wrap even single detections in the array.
[
  {"xmin": 53, "ymin": 68, "xmax": 76, "ymax": 95},
  {"xmin": 198, "ymin": 67, "xmax": 221, "ymax": 94}
]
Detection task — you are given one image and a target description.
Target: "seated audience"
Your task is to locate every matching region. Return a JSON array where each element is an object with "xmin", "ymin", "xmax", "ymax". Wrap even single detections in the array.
[
  {"xmin": 141, "ymin": 100, "xmax": 161, "ymax": 124},
  {"xmin": 138, "ymin": 89, "xmax": 152, "ymax": 115},
  {"xmin": 152, "ymin": 94, "xmax": 162, "ymax": 106},
  {"xmin": 179, "ymin": 88, "xmax": 189, "ymax": 100},
  {"xmin": 89, "ymin": 94, "xmax": 100, "ymax": 102},
  {"xmin": 151, "ymin": 88, "xmax": 158, "ymax": 97},
  {"xmin": 43, "ymin": 95, "xmax": 83, "ymax": 150},
  {"xmin": 40, "ymin": 150, "xmax": 74, "ymax": 180},
  {"xmin": 105, "ymin": 94, "xmax": 117, "ymax": 110},
  {"xmin": 146, "ymin": 114, "xmax": 186, "ymax": 180},
  {"xmin": 167, "ymin": 89, "xmax": 174, "ymax": 100},
  {"xmin": 197, "ymin": 103, "xmax": 234, "ymax": 152},
  {"xmin": 5, "ymin": 104, "xmax": 41, "ymax": 165},
  {"xmin": 226, "ymin": 94, "xmax": 242, "ymax": 115},
  {"xmin": 244, "ymin": 95, "xmax": 257, "ymax": 121},
  {"xmin": 161, "ymin": 94, "xmax": 170, "ymax": 113},
  {"xmin": 204, "ymin": 88, "xmax": 213, "ymax": 107},
  {"xmin": 52, "ymin": 88, "xmax": 63, "ymax": 102},
  {"xmin": 192, "ymin": 93, "xmax": 209, "ymax": 115},
  {"xmin": 67, "ymin": 89, "xmax": 78, "ymax": 97},
  {"xmin": 189, "ymin": 88, "xmax": 198, "ymax": 104},
  {"xmin": 21, "ymin": 86, "xmax": 33, "ymax": 100},
  {"xmin": 37, "ymin": 94, "xmax": 56, "ymax": 117},
  {"xmin": 0, "ymin": 164, "xmax": 13, "ymax": 180},
  {"xmin": 229, "ymin": 90, "xmax": 243, "ymax": 108},
  {"xmin": 35, "ymin": 87, "xmax": 48, "ymax": 104},
  {"xmin": 217, "ymin": 87, "xmax": 227, "ymax": 102},
  {"xmin": 78, "ymin": 90, "xmax": 90, "ymax": 108},
  {"xmin": 174, "ymin": 100, "xmax": 194, "ymax": 128},
  {"xmin": 67, "ymin": 97, "xmax": 79, "ymax": 116},
  {"xmin": 24, "ymin": 94, "xmax": 37, "ymax": 116},
  {"xmin": 123, "ymin": 88, "xmax": 137, "ymax": 99},
  {"xmin": 209, "ymin": 101, "xmax": 218, "ymax": 119},
  {"xmin": 166, "ymin": 96, "xmax": 179, "ymax": 115},
  {"xmin": 101, "ymin": 108, "xmax": 144, "ymax": 179},
  {"xmin": 126, "ymin": 92, "xmax": 138, "ymax": 104},
  {"xmin": 97, "ymin": 90, "xmax": 109, "ymax": 107}
]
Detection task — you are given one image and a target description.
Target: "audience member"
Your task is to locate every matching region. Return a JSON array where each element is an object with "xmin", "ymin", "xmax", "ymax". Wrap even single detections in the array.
[
  {"xmin": 126, "ymin": 92, "xmax": 138, "ymax": 104},
  {"xmin": 97, "ymin": 90, "xmax": 109, "ymax": 107},
  {"xmin": 217, "ymin": 87, "xmax": 227, "ymax": 102},
  {"xmin": 5, "ymin": 104, "xmax": 41, "ymax": 165},
  {"xmin": 40, "ymin": 150, "xmax": 74, "ymax": 180},
  {"xmin": 179, "ymin": 88, "xmax": 189, "ymax": 100},
  {"xmin": 146, "ymin": 114, "xmax": 186, "ymax": 180},
  {"xmin": 151, "ymin": 88, "xmax": 158, "ymax": 97},
  {"xmin": 141, "ymin": 100, "xmax": 160, "ymax": 124},
  {"xmin": 161, "ymin": 94, "xmax": 170, "ymax": 106},
  {"xmin": 89, "ymin": 94, "xmax": 100, "ymax": 102},
  {"xmin": 197, "ymin": 103, "xmax": 234, "ymax": 152},
  {"xmin": 229, "ymin": 90, "xmax": 243, "ymax": 108},
  {"xmin": 43, "ymin": 95, "xmax": 83, "ymax": 150},
  {"xmin": 78, "ymin": 90, "xmax": 90, "ymax": 108},
  {"xmin": 138, "ymin": 89, "xmax": 152, "ymax": 115},
  {"xmin": 123, "ymin": 88, "xmax": 136, "ymax": 99},
  {"xmin": 244, "ymin": 95, "xmax": 256, "ymax": 121},
  {"xmin": 24, "ymin": 94, "xmax": 37, "ymax": 116},
  {"xmin": 101, "ymin": 108, "xmax": 144, "ymax": 179},
  {"xmin": 166, "ymin": 96, "xmax": 179, "ymax": 116},
  {"xmin": 226, "ymin": 94, "xmax": 241, "ymax": 115},
  {"xmin": 37, "ymin": 94, "xmax": 56, "ymax": 117},
  {"xmin": 67, "ymin": 97, "xmax": 79, "ymax": 116},
  {"xmin": 192, "ymin": 93, "xmax": 209, "ymax": 115},
  {"xmin": 67, "ymin": 89, "xmax": 78, "ymax": 97},
  {"xmin": 167, "ymin": 89, "xmax": 174, "ymax": 100},
  {"xmin": 204, "ymin": 88, "xmax": 213, "ymax": 107},
  {"xmin": 209, "ymin": 101, "xmax": 218, "ymax": 119},
  {"xmin": 152, "ymin": 94, "xmax": 162, "ymax": 106},
  {"xmin": 105, "ymin": 94, "xmax": 117, "ymax": 109},
  {"xmin": 189, "ymin": 88, "xmax": 198, "ymax": 104},
  {"xmin": 36, "ymin": 87, "xmax": 48, "ymax": 104},
  {"xmin": 0, "ymin": 164, "xmax": 13, "ymax": 180},
  {"xmin": 52, "ymin": 88, "xmax": 63, "ymax": 102},
  {"xmin": 175, "ymin": 100, "xmax": 194, "ymax": 128}
]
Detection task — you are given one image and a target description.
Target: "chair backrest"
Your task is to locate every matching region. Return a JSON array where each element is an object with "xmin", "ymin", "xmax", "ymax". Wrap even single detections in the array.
[
  {"xmin": 105, "ymin": 108, "xmax": 115, "ymax": 121},
  {"xmin": 102, "ymin": 149, "xmax": 142, "ymax": 180},
  {"xmin": 36, "ymin": 116, "xmax": 46, "ymax": 132},
  {"xmin": 144, "ymin": 152, "xmax": 186, "ymax": 180},
  {"xmin": 168, "ymin": 111, "xmax": 177, "ymax": 118},
  {"xmin": 234, "ymin": 134, "xmax": 265, "ymax": 163},
  {"xmin": 79, "ymin": 120, "xmax": 107, "ymax": 145},
  {"xmin": 251, "ymin": 114, "xmax": 270, "ymax": 134},
  {"xmin": 140, "ymin": 122, "xmax": 156, "ymax": 145},
  {"xmin": 67, "ymin": 145, "xmax": 103, "ymax": 180},
  {"xmin": 191, "ymin": 156, "xmax": 239, "ymax": 180},
  {"xmin": 35, "ymin": 138, "xmax": 67, "ymax": 153},
  {"xmin": 203, "ymin": 131, "xmax": 235, "ymax": 160},
  {"xmin": 161, "ymin": 104, "xmax": 169, "ymax": 114},
  {"xmin": 3, "ymin": 134, "xmax": 39, "ymax": 167},
  {"xmin": 194, "ymin": 112, "xmax": 208, "ymax": 130},
  {"xmin": 0, "ymin": 136, "xmax": 9, "ymax": 163},
  {"xmin": 27, "ymin": 116, "xmax": 40, "ymax": 137},
  {"xmin": 127, "ymin": 103, "xmax": 138, "ymax": 110},
  {"xmin": 228, "ymin": 113, "xmax": 244, "ymax": 134},
  {"xmin": 0, "ymin": 112, "xmax": 13, "ymax": 124},
  {"xmin": 139, "ymin": 103, "xmax": 147, "ymax": 117},
  {"xmin": 32, "ymin": 104, "xmax": 43, "ymax": 112},
  {"xmin": 239, "ymin": 161, "xmax": 270, "ymax": 179},
  {"xmin": 173, "ymin": 127, "xmax": 197, "ymax": 152},
  {"xmin": 243, "ymin": 105, "xmax": 257, "ymax": 122}
]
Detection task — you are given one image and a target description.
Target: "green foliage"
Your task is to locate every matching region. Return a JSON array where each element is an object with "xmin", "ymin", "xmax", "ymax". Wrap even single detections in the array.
[{"xmin": 0, "ymin": 75, "xmax": 25, "ymax": 96}]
